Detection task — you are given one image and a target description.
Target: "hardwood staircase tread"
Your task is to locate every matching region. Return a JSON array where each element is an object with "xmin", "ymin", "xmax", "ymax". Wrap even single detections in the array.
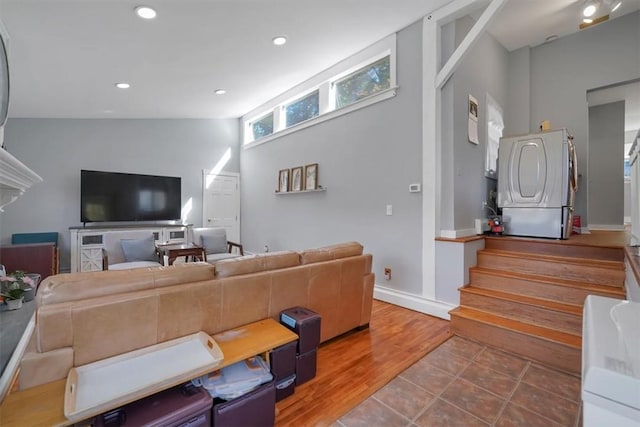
[
  {"xmin": 470, "ymin": 266, "xmax": 627, "ymax": 295},
  {"xmin": 459, "ymin": 286, "xmax": 583, "ymax": 315},
  {"xmin": 450, "ymin": 307, "xmax": 582, "ymax": 348},
  {"xmin": 479, "ymin": 248, "xmax": 625, "ymax": 270}
]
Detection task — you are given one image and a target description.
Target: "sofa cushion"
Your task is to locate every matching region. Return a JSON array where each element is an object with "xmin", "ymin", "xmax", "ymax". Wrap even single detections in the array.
[
  {"xmin": 36, "ymin": 263, "xmax": 215, "ymax": 306},
  {"xmin": 201, "ymin": 231, "xmax": 228, "ymax": 254},
  {"xmin": 214, "ymin": 251, "xmax": 300, "ymax": 278},
  {"xmin": 120, "ymin": 235, "xmax": 158, "ymax": 262},
  {"xmin": 299, "ymin": 242, "xmax": 363, "ymax": 265}
]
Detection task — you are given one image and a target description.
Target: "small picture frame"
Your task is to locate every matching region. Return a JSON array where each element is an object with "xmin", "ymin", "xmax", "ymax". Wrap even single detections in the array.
[
  {"xmin": 304, "ymin": 163, "xmax": 318, "ymax": 190},
  {"xmin": 278, "ymin": 169, "xmax": 290, "ymax": 193},
  {"xmin": 291, "ymin": 166, "xmax": 303, "ymax": 191}
]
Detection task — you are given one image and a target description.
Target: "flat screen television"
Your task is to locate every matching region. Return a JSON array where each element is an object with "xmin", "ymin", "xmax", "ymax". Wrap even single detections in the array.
[{"xmin": 81, "ymin": 170, "xmax": 182, "ymax": 223}]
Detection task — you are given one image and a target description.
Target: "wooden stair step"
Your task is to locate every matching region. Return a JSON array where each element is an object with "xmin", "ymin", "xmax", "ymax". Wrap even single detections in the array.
[
  {"xmin": 459, "ymin": 286, "xmax": 582, "ymax": 335},
  {"xmin": 449, "ymin": 307, "xmax": 581, "ymax": 375},
  {"xmin": 477, "ymin": 249, "xmax": 625, "ymax": 286},
  {"xmin": 470, "ymin": 266, "xmax": 626, "ymax": 304},
  {"xmin": 484, "ymin": 236, "xmax": 625, "ymax": 262}
]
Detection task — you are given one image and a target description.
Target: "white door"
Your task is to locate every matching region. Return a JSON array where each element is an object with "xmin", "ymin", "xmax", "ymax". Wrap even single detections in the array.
[{"xmin": 202, "ymin": 172, "xmax": 240, "ymax": 243}]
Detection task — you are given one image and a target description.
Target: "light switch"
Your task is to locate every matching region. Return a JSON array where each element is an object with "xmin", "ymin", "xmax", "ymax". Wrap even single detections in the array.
[{"xmin": 386, "ymin": 205, "xmax": 393, "ymax": 216}]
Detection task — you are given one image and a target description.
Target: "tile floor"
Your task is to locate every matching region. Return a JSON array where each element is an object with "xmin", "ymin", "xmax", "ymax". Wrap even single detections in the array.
[{"xmin": 335, "ymin": 336, "xmax": 582, "ymax": 427}]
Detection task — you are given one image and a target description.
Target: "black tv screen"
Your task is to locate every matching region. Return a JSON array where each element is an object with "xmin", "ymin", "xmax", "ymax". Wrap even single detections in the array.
[{"xmin": 81, "ymin": 170, "xmax": 182, "ymax": 223}]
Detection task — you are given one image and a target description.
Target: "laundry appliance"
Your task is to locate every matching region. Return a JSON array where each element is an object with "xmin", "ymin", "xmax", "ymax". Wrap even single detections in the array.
[{"xmin": 497, "ymin": 128, "xmax": 578, "ymax": 239}]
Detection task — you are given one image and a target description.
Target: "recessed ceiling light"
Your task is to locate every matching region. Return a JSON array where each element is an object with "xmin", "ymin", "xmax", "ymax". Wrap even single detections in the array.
[
  {"xmin": 583, "ymin": 18, "xmax": 594, "ymax": 23},
  {"xmin": 214, "ymin": 89, "xmax": 226, "ymax": 95},
  {"xmin": 135, "ymin": 6, "xmax": 157, "ymax": 19},
  {"xmin": 115, "ymin": 83, "xmax": 130, "ymax": 89},
  {"xmin": 583, "ymin": 4, "xmax": 597, "ymax": 17},
  {"xmin": 272, "ymin": 36, "xmax": 287, "ymax": 46}
]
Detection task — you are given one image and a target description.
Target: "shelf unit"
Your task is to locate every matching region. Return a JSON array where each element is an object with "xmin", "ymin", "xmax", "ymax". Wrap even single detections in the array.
[{"xmin": 275, "ymin": 186, "xmax": 326, "ymax": 195}]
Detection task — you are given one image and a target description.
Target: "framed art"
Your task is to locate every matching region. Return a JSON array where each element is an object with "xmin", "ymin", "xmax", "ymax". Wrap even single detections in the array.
[
  {"xmin": 291, "ymin": 166, "xmax": 303, "ymax": 191},
  {"xmin": 304, "ymin": 163, "xmax": 318, "ymax": 190},
  {"xmin": 278, "ymin": 169, "xmax": 290, "ymax": 193}
]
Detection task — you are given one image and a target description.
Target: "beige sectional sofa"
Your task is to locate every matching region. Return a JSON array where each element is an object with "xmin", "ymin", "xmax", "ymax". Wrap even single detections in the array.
[{"xmin": 19, "ymin": 242, "xmax": 374, "ymax": 390}]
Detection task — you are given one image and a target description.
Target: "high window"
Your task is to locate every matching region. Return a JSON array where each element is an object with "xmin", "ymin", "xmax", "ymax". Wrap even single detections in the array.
[
  {"xmin": 243, "ymin": 34, "xmax": 396, "ymax": 146},
  {"xmin": 334, "ymin": 56, "xmax": 390, "ymax": 109},
  {"xmin": 285, "ymin": 91, "xmax": 319, "ymax": 127},
  {"xmin": 251, "ymin": 113, "xmax": 274, "ymax": 141}
]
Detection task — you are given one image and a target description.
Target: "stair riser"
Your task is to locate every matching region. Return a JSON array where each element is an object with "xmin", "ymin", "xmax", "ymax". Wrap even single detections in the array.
[
  {"xmin": 470, "ymin": 269, "xmax": 625, "ymax": 304},
  {"xmin": 460, "ymin": 291, "xmax": 582, "ymax": 335},
  {"xmin": 484, "ymin": 238, "xmax": 624, "ymax": 262},
  {"xmin": 450, "ymin": 314, "xmax": 580, "ymax": 375},
  {"xmin": 477, "ymin": 253, "xmax": 624, "ymax": 286}
]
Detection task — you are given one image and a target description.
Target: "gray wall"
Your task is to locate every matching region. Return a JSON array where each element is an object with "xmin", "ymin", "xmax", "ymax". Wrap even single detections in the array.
[
  {"xmin": 525, "ymin": 11, "xmax": 640, "ymax": 226},
  {"xmin": 505, "ymin": 46, "xmax": 530, "ymax": 136},
  {"xmin": 440, "ymin": 16, "xmax": 509, "ymax": 231},
  {"xmin": 1, "ymin": 118, "xmax": 239, "ymax": 271},
  {"xmin": 240, "ymin": 21, "xmax": 424, "ymax": 295},
  {"xmin": 588, "ymin": 101, "xmax": 625, "ymax": 226}
]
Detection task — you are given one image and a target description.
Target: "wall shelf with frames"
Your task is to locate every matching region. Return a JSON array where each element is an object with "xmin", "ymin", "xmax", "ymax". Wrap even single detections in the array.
[{"xmin": 275, "ymin": 186, "xmax": 326, "ymax": 195}]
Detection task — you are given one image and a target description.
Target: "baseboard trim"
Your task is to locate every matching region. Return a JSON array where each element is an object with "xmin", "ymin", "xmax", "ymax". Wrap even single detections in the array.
[
  {"xmin": 588, "ymin": 224, "xmax": 626, "ymax": 231},
  {"xmin": 373, "ymin": 285, "xmax": 454, "ymax": 320},
  {"xmin": 440, "ymin": 228, "xmax": 477, "ymax": 239}
]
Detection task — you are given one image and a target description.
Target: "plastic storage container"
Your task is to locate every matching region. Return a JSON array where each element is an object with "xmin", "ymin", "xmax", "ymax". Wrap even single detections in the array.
[{"xmin": 192, "ymin": 356, "xmax": 273, "ymax": 400}]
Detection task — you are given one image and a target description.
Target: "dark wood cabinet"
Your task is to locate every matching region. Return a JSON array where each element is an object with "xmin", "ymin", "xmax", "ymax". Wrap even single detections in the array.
[{"xmin": 0, "ymin": 243, "xmax": 57, "ymax": 281}]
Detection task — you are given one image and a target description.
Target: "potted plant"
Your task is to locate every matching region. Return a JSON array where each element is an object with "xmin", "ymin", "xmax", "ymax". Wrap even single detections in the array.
[
  {"xmin": 0, "ymin": 287, "xmax": 25, "ymax": 310},
  {"xmin": 0, "ymin": 270, "xmax": 35, "ymax": 309}
]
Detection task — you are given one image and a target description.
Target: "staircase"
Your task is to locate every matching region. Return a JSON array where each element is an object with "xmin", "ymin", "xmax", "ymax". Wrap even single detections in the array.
[{"xmin": 449, "ymin": 236, "xmax": 626, "ymax": 376}]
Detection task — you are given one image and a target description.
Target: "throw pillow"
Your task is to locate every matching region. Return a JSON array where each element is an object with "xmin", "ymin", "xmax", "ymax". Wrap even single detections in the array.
[
  {"xmin": 201, "ymin": 232, "xmax": 227, "ymax": 254},
  {"xmin": 120, "ymin": 235, "xmax": 158, "ymax": 262}
]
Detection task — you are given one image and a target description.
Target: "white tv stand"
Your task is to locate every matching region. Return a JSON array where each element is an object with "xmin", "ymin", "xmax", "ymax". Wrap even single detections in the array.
[{"xmin": 69, "ymin": 224, "xmax": 191, "ymax": 273}]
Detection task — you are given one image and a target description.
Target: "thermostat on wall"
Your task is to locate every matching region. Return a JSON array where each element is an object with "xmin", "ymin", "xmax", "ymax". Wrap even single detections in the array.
[{"xmin": 409, "ymin": 183, "xmax": 421, "ymax": 193}]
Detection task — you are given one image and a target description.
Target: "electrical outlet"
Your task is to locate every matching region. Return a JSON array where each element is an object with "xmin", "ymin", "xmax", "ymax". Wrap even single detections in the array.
[{"xmin": 384, "ymin": 267, "xmax": 391, "ymax": 280}]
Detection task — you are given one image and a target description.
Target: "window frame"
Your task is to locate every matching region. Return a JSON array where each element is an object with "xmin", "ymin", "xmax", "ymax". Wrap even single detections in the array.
[{"xmin": 243, "ymin": 34, "xmax": 397, "ymax": 148}]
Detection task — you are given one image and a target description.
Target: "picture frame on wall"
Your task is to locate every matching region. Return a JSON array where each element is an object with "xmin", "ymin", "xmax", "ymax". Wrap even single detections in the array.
[
  {"xmin": 304, "ymin": 163, "xmax": 318, "ymax": 190},
  {"xmin": 291, "ymin": 166, "xmax": 303, "ymax": 191},
  {"xmin": 278, "ymin": 169, "xmax": 290, "ymax": 193}
]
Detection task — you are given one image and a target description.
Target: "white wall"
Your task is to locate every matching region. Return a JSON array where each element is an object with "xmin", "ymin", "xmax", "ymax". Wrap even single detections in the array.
[
  {"xmin": 525, "ymin": 11, "xmax": 640, "ymax": 227},
  {"xmin": 240, "ymin": 21, "xmax": 425, "ymax": 295},
  {"xmin": 1, "ymin": 118, "xmax": 239, "ymax": 271},
  {"xmin": 588, "ymin": 101, "xmax": 625, "ymax": 227}
]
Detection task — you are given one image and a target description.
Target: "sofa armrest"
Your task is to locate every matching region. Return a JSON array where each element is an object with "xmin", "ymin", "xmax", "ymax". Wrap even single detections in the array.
[{"xmin": 228, "ymin": 241, "xmax": 244, "ymax": 256}]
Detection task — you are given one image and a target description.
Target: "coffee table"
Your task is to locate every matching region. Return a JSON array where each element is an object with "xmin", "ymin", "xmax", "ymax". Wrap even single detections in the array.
[{"xmin": 157, "ymin": 243, "xmax": 205, "ymax": 266}]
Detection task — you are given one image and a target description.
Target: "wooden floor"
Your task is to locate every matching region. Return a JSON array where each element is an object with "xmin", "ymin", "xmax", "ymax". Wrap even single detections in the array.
[{"xmin": 275, "ymin": 300, "xmax": 451, "ymax": 427}]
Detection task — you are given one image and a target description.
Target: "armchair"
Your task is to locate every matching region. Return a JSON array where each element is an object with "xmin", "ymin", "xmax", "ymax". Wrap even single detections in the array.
[
  {"xmin": 191, "ymin": 227, "xmax": 244, "ymax": 263},
  {"xmin": 101, "ymin": 231, "xmax": 163, "ymax": 270}
]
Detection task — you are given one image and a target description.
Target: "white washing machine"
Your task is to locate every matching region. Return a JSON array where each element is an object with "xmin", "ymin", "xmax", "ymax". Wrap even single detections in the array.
[
  {"xmin": 582, "ymin": 295, "xmax": 640, "ymax": 426},
  {"xmin": 497, "ymin": 128, "xmax": 577, "ymax": 239}
]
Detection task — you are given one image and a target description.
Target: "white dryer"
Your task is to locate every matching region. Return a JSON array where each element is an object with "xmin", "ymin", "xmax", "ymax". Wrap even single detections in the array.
[{"xmin": 497, "ymin": 128, "xmax": 577, "ymax": 239}]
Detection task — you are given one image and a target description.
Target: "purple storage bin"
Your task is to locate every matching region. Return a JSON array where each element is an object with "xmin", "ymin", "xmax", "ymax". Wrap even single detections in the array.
[
  {"xmin": 280, "ymin": 307, "xmax": 321, "ymax": 354},
  {"xmin": 295, "ymin": 349, "xmax": 317, "ymax": 386},
  {"xmin": 93, "ymin": 382, "xmax": 212, "ymax": 427},
  {"xmin": 270, "ymin": 341, "xmax": 296, "ymax": 381},
  {"xmin": 213, "ymin": 380, "xmax": 275, "ymax": 427}
]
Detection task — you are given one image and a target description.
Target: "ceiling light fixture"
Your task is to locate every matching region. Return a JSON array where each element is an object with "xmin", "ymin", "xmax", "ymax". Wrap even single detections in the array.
[
  {"xmin": 611, "ymin": 1, "xmax": 622, "ymax": 12},
  {"xmin": 135, "ymin": 6, "xmax": 157, "ymax": 19},
  {"xmin": 583, "ymin": 3, "xmax": 598, "ymax": 17},
  {"xmin": 115, "ymin": 83, "xmax": 130, "ymax": 89},
  {"xmin": 214, "ymin": 89, "xmax": 226, "ymax": 95},
  {"xmin": 272, "ymin": 36, "xmax": 287, "ymax": 46}
]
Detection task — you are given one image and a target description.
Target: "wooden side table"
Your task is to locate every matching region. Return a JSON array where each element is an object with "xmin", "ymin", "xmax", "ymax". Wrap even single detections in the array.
[
  {"xmin": 157, "ymin": 243, "xmax": 205, "ymax": 266},
  {"xmin": 0, "ymin": 319, "xmax": 298, "ymax": 427}
]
